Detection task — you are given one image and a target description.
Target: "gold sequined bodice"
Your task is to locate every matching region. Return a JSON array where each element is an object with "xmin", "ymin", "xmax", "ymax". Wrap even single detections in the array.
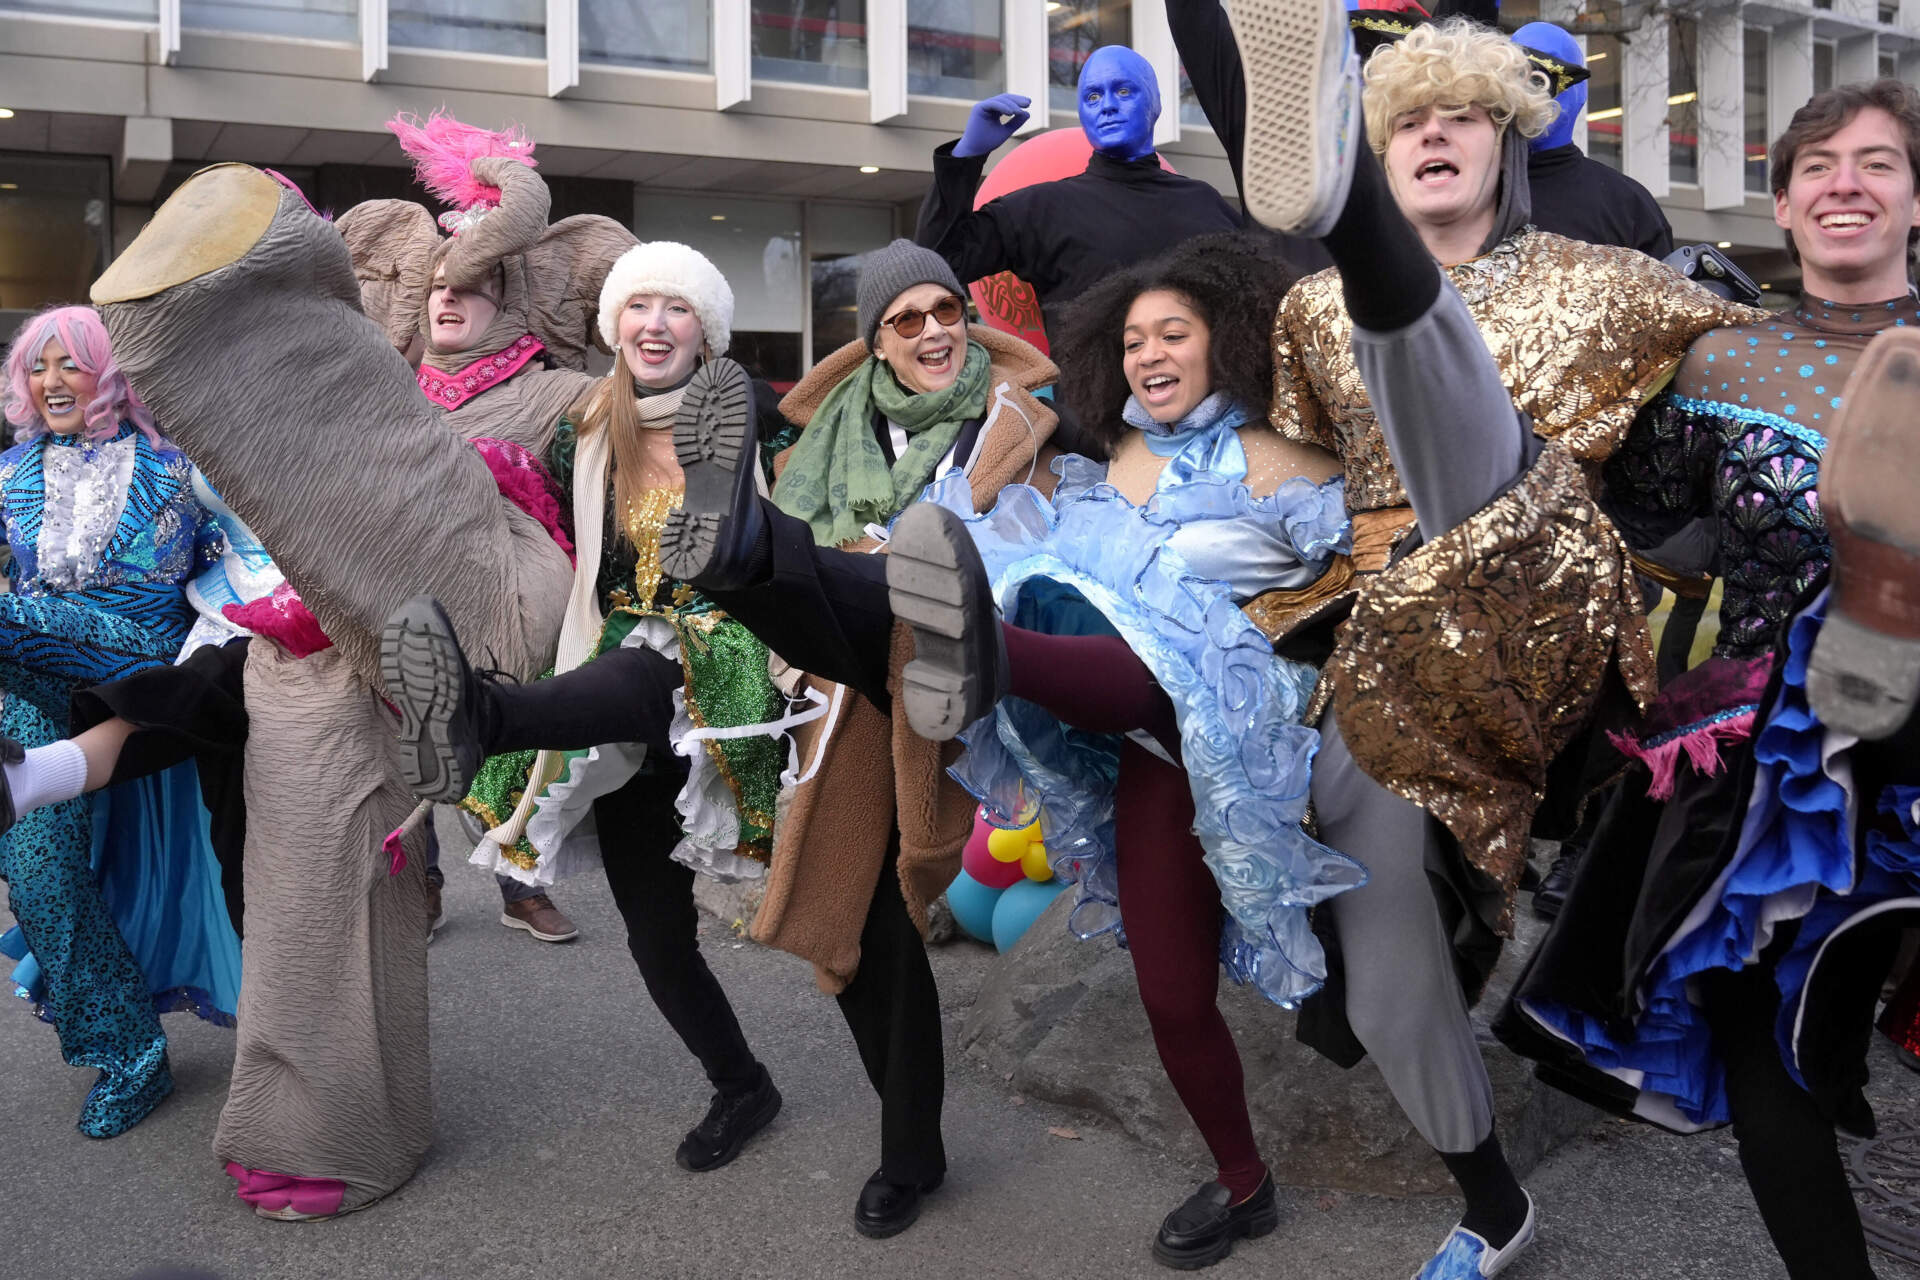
[
  {"xmin": 611, "ymin": 486, "xmax": 684, "ymax": 612},
  {"xmin": 1267, "ymin": 229, "xmax": 1763, "ymax": 513}
]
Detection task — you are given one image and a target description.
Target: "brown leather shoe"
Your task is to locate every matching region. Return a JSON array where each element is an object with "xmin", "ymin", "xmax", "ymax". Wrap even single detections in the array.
[
  {"xmin": 1810, "ymin": 327, "xmax": 1920, "ymax": 739},
  {"xmin": 500, "ymin": 894, "xmax": 579, "ymax": 943}
]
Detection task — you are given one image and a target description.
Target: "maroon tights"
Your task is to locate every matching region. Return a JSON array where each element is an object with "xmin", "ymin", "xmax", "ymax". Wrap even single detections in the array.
[{"xmin": 1003, "ymin": 624, "xmax": 1266, "ymax": 1200}]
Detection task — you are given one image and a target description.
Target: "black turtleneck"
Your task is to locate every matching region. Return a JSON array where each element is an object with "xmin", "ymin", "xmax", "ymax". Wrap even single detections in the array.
[
  {"xmin": 915, "ymin": 142, "xmax": 1241, "ymax": 338},
  {"xmin": 1525, "ymin": 143, "xmax": 1674, "ymax": 260}
]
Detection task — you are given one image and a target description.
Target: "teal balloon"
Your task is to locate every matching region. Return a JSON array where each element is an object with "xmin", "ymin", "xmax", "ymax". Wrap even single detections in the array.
[
  {"xmin": 991, "ymin": 877, "xmax": 1066, "ymax": 953},
  {"xmin": 946, "ymin": 869, "xmax": 1004, "ymax": 944}
]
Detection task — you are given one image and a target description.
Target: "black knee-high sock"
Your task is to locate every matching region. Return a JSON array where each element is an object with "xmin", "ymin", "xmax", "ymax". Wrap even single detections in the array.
[
  {"xmin": 1439, "ymin": 1129, "xmax": 1530, "ymax": 1248},
  {"xmin": 1319, "ymin": 132, "xmax": 1442, "ymax": 333}
]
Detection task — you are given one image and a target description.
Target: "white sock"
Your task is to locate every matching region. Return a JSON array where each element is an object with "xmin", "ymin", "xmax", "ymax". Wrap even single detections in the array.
[{"xmin": 5, "ymin": 740, "xmax": 89, "ymax": 815}]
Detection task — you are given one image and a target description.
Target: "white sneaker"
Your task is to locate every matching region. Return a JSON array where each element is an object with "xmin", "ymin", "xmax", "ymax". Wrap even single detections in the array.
[
  {"xmin": 1411, "ymin": 1192, "xmax": 1537, "ymax": 1279},
  {"xmin": 1225, "ymin": 0, "xmax": 1362, "ymax": 237}
]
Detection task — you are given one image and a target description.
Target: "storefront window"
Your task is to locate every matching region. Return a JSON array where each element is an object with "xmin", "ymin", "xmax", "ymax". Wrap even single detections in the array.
[
  {"xmin": 1669, "ymin": 15, "xmax": 1698, "ymax": 186},
  {"xmin": 1, "ymin": 0, "xmax": 156, "ymax": 18},
  {"xmin": 806, "ymin": 201, "xmax": 893, "ymax": 368},
  {"xmin": 1049, "ymin": 0, "xmax": 1130, "ymax": 117},
  {"xmin": 1585, "ymin": 35, "xmax": 1622, "ymax": 170},
  {"xmin": 390, "ymin": 0, "xmax": 544, "ymax": 58},
  {"xmin": 636, "ymin": 192, "xmax": 805, "ymax": 383},
  {"xmin": 0, "ymin": 154, "xmax": 113, "ymax": 358},
  {"xmin": 909, "ymin": 0, "xmax": 1002, "ymax": 101},
  {"xmin": 752, "ymin": 0, "xmax": 867, "ymax": 90},
  {"xmin": 584, "ymin": 0, "xmax": 710, "ymax": 72},
  {"xmin": 183, "ymin": 0, "xmax": 355, "ymax": 42},
  {"xmin": 1745, "ymin": 27, "xmax": 1769, "ymax": 194},
  {"xmin": 1814, "ymin": 41, "xmax": 1835, "ymax": 95}
]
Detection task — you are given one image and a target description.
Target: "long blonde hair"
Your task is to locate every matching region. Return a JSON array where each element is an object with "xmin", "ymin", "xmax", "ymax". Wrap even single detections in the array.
[{"xmin": 1362, "ymin": 18, "xmax": 1557, "ymax": 155}]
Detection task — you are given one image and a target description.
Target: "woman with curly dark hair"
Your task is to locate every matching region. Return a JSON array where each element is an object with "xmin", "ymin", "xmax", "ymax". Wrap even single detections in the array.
[{"xmin": 876, "ymin": 231, "xmax": 1366, "ymax": 1267}]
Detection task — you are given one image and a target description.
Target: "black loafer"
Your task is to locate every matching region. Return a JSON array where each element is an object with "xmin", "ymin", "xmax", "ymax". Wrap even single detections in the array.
[
  {"xmin": 1152, "ymin": 1176, "xmax": 1279, "ymax": 1270},
  {"xmin": 853, "ymin": 1168, "xmax": 945, "ymax": 1239},
  {"xmin": 661, "ymin": 357, "xmax": 765, "ymax": 590},
  {"xmin": 886, "ymin": 501, "xmax": 1008, "ymax": 742},
  {"xmin": 379, "ymin": 595, "xmax": 492, "ymax": 802},
  {"xmin": 675, "ymin": 1070, "xmax": 782, "ymax": 1172},
  {"xmin": 1532, "ymin": 844, "xmax": 1584, "ymax": 920}
]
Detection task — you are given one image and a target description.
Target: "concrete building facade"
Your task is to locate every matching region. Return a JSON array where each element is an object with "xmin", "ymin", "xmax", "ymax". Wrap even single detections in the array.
[{"xmin": 2, "ymin": 0, "xmax": 1918, "ymax": 365}]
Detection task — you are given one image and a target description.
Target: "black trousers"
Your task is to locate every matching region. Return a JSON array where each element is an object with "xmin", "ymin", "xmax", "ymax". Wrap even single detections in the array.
[
  {"xmin": 840, "ymin": 841, "xmax": 947, "ymax": 1185},
  {"xmin": 699, "ymin": 499, "xmax": 896, "ymax": 712},
  {"xmin": 485, "ymin": 642, "xmax": 766, "ymax": 1100},
  {"xmin": 72, "ymin": 637, "xmax": 251, "ymax": 936},
  {"xmin": 595, "ymin": 758, "xmax": 765, "ymax": 1100}
]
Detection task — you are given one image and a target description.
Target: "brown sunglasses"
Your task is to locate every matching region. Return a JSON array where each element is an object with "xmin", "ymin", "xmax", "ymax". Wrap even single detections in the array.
[{"xmin": 881, "ymin": 294, "xmax": 966, "ymax": 339}]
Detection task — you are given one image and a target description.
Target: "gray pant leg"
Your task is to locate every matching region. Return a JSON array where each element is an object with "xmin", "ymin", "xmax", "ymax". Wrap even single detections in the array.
[
  {"xmin": 1352, "ymin": 279, "xmax": 1532, "ymax": 540},
  {"xmin": 1313, "ymin": 710, "xmax": 1496, "ymax": 1154}
]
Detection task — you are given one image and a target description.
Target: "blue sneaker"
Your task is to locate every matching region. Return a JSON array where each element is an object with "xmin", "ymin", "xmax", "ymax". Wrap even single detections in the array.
[{"xmin": 1412, "ymin": 1192, "xmax": 1536, "ymax": 1279}]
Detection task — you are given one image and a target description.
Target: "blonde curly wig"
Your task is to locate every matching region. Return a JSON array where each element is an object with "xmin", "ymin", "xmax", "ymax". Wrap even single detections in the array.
[{"xmin": 1362, "ymin": 19, "xmax": 1558, "ymax": 155}]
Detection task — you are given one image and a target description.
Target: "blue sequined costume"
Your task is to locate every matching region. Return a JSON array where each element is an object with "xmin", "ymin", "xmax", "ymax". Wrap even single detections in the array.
[
  {"xmin": 937, "ymin": 400, "xmax": 1367, "ymax": 1007},
  {"xmin": 1504, "ymin": 296, "xmax": 1920, "ymax": 1129},
  {"xmin": 0, "ymin": 424, "xmax": 240, "ymax": 1137}
]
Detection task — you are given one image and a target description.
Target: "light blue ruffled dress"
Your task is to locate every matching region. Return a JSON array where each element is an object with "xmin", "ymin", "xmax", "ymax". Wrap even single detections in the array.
[{"xmin": 923, "ymin": 393, "xmax": 1368, "ymax": 1007}]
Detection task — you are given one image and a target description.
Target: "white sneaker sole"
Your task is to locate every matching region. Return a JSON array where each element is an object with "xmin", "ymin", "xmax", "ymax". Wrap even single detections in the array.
[
  {"xmin": 500, "ymin": 912, "xmax": 579, "ymax": 943},
  {"xmin": 1226, "ymin": 0, "xmax": 1360, "ymax": 237}
]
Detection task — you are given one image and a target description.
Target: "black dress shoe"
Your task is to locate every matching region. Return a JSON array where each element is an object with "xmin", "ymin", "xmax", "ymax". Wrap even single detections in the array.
[
  {"xmin": 1152, "ymin": 1176, "xmax": 1279, "ymax": 1270},
  {"xmin": 0, "ymin": 735, "xmax": 21, "ymax": 837},
  {"xmin": 1532, "ymin": 844, "xmax": 1584, "ymax": 920},
  {"xmin": 886, "ymin": 501, "xmax": 1008, "ymax": 742},
  {"xmin": 675, "ymin": 1071, "xmax": 782, "ymax": 1172},
  {"xmin": 853, "ymin": 1167, "xmax": 944, "ymax": 1239},
  {"xmin": 379, "ymin": 595, "xmax": 496, "ymax": 802},
  {"xmin": 661, "ymin": 357, "xmax": 765, "ymax": 590}
]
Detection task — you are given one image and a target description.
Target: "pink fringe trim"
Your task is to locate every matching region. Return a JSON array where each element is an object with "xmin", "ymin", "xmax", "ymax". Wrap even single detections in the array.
[
  {"xmin": 225, "ymin": 1162, "xmax": 348, "ymax": 1217},
  {"xmin": 1609, "ymin": 709, "xmax": 1757, "ymax": 802},
  {"xmin": 224, "ymin": 582, "xmax": 332, "ymax": 658},
  {"xmin": 387, "ymin": 110, "xmax": 536, "ymax": 212}
]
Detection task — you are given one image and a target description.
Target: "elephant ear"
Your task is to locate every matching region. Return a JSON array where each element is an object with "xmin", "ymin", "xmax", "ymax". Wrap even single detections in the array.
[
  {"xmin": 334, "ymin": 199, "xmax": 442, "ymax": 355},
  {"xmin": 527, "ymin": 214, "xmax": 639, "ymax": 370},
  {"xmin": 439, "ymin": 156, "xmax": 550, "ymax": 293}
]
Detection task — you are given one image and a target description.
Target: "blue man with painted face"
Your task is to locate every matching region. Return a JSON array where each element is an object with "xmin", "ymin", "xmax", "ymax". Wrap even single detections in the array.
[
  {"xmin": 913, "ymin": 44, "xmax": 1241, "ymax": 343},
  {"xmin": 1511, "ymin": 20, "xmax": 1673, "ymax": 257}
]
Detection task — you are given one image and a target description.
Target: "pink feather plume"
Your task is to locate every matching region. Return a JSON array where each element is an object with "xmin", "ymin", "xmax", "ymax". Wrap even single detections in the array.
[{"xmin": 386, "ymin": 110, "xmax": 537, "ymax": 212}]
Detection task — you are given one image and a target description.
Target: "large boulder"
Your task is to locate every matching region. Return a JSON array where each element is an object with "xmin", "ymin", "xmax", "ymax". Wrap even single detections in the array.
[{"xmin": 960, "ymin": 887, "xmax": 1601, "ymax": 1195}]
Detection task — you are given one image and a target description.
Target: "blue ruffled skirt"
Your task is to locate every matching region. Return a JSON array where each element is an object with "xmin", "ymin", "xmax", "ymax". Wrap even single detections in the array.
[
  {"xmin": 919, "ymin": 461, "xmax": 1367, "ymax": 1007},
  {"xmin": 1519, "ymin": 588, "xmax": 1920, "ymax": 1127},
  {"xmin": 3, "ymin": 762, "xmax": 241, "ymax": 1028}
]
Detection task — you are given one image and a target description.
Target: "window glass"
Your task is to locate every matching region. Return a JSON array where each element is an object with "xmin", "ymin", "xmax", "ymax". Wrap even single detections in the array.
[
  {"xmin": 0, "ymin": 154, "xmax": 113, "ymax": 352},
  {"xmin": 1745, "ymin": 27, "xmax": 1769, "ymax": 194},
  {"xmin": 752, "ymin": 0, "xmax": 868, "ymax": 89},
  {"xmin": 909, "ymin": 0, "xmax": 1002, "ymax": 100},
  {"xmin": 390, "ymin": 0, "xmax": 544, "ymax": 57},
  {"xmin": 635, "ymin": 193, "xmax": 805, "ymax": 382},
  {"xmin": 0, "ymin": 0, "xmax": 155, "ymax": 17},
  {"xmin": 806, "ymin": 202, "xmax": 893, "ymax": 366},
  {"xmin": 1668, "ymin": 15, "xmax": 1699, "ymax": 186},
  {"xmin": 184, "ymin": 0, "xmax": 354, "ymax": 40},
  {"xmin": 584, "ymin": 0, "xmax": 710, "ymax": 72},
  {"xmin": 1049, "ymin": 0, "xmax": 1131, "ymax": 117},
  {"xmin": 1586, "ymin": 34, "xmax": 1622, "ymax": 170}
]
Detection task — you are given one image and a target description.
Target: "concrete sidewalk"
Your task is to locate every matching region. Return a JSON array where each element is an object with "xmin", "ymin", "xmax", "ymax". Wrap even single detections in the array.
[{"xmin": 3, "ymin": 815, "xmax": 1915, "ymax": 1280}]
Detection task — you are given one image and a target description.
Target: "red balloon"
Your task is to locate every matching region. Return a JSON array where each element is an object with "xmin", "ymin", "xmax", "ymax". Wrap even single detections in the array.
[
  {"xmin": 961, "ymin": 808, "xmax": 1028, "ymax": 890},
  {"xmin": 968, "ymin": 130, "xmax": 1177, "ymax": 356}
]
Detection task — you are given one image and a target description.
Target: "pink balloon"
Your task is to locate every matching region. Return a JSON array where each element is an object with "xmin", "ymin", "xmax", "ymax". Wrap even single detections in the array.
[{"xmin": 961, "ymin": 808, "xmax": 1028, "ymax": 890}]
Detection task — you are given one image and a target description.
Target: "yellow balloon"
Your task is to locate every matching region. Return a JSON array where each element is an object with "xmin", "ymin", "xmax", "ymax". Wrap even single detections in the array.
[
  {"xmin": 1021, "ymin": 842, "xmax": 1053, "ymax": 882},
  {"xmin": 986, "ymin": 826, "xmax": 1028, "ymax": 863}
]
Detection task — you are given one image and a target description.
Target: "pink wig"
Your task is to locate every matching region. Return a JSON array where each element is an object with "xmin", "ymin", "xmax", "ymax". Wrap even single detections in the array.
[
  {"xmin": 387, "ymin": 110, "xmax": 537, "ymax": 212},
  {"xmin": 4, "ymin": 305, "xmax": 161, "ymax": 446}
]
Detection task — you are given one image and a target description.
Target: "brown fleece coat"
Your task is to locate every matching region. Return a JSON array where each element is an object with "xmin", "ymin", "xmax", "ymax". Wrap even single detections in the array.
[{"xmin": 751, "ymin": 326, "xmax": 1060, "ymax": 991}]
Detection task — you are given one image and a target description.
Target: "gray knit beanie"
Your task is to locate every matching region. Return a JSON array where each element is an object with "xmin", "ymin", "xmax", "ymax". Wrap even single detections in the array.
[{"xmin": 857, "ymin": 239, "xmax": 966, "ymax": 347}]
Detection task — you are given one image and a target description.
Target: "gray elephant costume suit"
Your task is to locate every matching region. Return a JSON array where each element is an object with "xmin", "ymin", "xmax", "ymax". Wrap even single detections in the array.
[{"xmin": 90, "ymin": 164, "xmax": 575, "ymax": 1212}]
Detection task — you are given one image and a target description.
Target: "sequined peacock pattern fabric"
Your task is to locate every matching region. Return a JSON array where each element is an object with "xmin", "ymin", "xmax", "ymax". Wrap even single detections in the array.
[{"xmin": 1268, "ymin": 230, "xmax": 1762, "ymax": 929}]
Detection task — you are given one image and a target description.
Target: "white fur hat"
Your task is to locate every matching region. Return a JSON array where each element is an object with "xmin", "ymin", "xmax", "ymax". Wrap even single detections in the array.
[{"xmin": 596, "ymin": 241, "xmax": 734, "ymax": 357}]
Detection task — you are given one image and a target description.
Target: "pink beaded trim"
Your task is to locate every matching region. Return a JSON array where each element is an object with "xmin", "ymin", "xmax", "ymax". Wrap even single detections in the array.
[{"xmin": 415, "ymin": 333, "xmax": 545, "ymax": 411}]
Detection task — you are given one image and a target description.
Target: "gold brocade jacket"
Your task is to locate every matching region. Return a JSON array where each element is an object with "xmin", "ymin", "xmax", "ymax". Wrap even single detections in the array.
[{"xmin": 1268, "ymin": 229, "xmax": 1763, "ymax": 933}]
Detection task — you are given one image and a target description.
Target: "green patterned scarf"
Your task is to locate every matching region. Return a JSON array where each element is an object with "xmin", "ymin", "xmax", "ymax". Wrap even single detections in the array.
[{"xmin": 773, "ymin": 340, "xmax": 990, "ymax": 545}]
